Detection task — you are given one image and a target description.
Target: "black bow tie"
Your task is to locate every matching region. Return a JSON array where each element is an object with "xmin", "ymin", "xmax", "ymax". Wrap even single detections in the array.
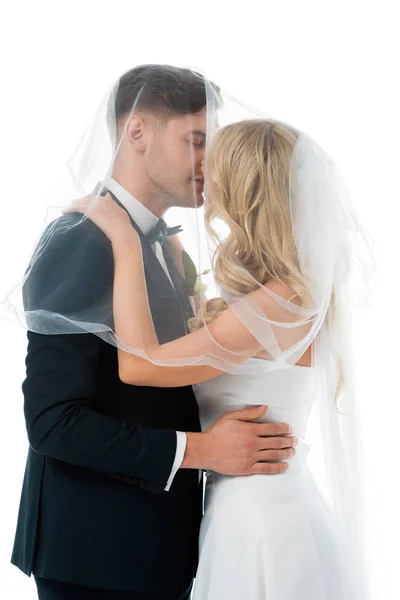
[{"xmin": 145, "ymin": 220, "xmax": 183, "ymax": 246}]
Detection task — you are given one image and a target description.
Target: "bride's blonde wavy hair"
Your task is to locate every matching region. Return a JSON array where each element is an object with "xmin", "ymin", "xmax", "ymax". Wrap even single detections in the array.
[
  {"xmin": 189, "ymin": 119, "xmax": 312, "ymax": 329},
  {"xmin": 189, "ymin": 118, "xmax": 343, "ymax": 401}
]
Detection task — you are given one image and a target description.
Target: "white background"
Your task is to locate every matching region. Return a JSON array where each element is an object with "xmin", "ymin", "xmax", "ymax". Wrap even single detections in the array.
[{"xmin": 0, "ymin": 1, "xmax": 398, "ymax": 598}]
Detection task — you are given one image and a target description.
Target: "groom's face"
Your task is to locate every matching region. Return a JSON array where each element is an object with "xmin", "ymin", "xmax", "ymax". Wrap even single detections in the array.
[{"xmin": 145, "ymin": 109, "xmax": 207, "ymax": 209}]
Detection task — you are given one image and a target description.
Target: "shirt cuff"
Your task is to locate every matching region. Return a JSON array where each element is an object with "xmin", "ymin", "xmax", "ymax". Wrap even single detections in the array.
[{"xmin": 164, "ymin": 431, "xmax": 187, "ymax": 491}]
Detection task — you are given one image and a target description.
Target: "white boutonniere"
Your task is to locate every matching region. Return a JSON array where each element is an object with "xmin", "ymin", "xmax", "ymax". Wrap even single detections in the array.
[{"xmin": 182, "ymin": 250, "xmax": 210, "ymax": 311}]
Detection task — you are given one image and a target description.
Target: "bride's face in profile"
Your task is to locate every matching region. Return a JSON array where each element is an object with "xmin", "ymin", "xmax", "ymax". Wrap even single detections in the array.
[
  {"xmin": 200, "ymin": 158, "xmax": 212, "ymax": 200},
  {"xmin": 200, "ymin": 157, "xmax": 217, "ymax": 224}
]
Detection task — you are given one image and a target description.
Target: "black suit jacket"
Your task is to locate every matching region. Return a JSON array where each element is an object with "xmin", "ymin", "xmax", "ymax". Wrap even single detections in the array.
[{"xmin": 11, "ymin": 209, "xmax": 202, "ymax": 595}]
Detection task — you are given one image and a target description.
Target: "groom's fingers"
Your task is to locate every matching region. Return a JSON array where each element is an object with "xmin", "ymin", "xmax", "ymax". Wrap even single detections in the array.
[
  {"xmin": 249, "ymin": 462, "xmax": 289, "ymax": 475},
  {"xmin": 250, "ymin": 422, "xmax": 293, "ymax": 437},
  {"xmin": 224, "ymin": 407, "xmax": 293, "ymax": 438},
  {"xmin": 256, "ymin": 448, "xmax": 295, "ymax": 462},
  {"xmin": 227, "ymin": 405, "xmax": 268, "ymax": 421},
  {"xmin": 256, "ymin": 436, "xmax": 297, "ymax": 451}
]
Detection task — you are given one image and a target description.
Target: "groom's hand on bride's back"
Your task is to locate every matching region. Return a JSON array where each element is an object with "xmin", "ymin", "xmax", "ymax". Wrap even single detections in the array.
[{"xmin": 181, "ymin": 406, "xmax": 296, "ymax": 475}]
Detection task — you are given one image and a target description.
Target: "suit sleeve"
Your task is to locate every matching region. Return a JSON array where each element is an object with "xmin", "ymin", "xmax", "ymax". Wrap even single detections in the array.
[{"xmin": 22, "ymin": 216, "xmax": 177, "ymax": 495}]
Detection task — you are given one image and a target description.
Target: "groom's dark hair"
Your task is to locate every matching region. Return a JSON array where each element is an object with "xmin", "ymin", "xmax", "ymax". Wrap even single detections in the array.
[{"xmin": 111, "ymin": 64, "xmax": 220, "ymax": 124}]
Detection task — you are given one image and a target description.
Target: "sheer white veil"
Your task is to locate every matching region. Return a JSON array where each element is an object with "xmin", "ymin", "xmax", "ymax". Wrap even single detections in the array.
[{"xmin": 0, "ymin": 64, "xmax": 376, "ymax": 597}]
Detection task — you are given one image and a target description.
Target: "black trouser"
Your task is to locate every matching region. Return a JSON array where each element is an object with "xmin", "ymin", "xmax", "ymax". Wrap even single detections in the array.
[{"xmin": 34, "ymin": 577, "xmax": 193, "ymax": 600}]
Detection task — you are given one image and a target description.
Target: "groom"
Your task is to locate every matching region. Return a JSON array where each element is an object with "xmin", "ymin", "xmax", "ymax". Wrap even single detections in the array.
[{"xmin": 11, "ymin": 65, "xmax": 296, "ymax": 599}]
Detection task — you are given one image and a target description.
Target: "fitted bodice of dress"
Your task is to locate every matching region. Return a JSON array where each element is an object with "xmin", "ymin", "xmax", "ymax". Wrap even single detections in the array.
[{"xmin": 194, "ymin": 359, "xmax": 319, "ymax": 475}]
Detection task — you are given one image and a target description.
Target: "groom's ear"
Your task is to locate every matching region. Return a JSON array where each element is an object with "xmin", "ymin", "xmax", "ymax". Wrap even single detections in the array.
[{"xmin": 126, "ymin": 115, "xmax": 146, "ymax": 151}]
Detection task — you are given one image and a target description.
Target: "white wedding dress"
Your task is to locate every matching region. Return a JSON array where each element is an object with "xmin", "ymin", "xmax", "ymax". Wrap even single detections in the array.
[{"xmin": 191, "ymin": 359, "xmax": 357, "ymax": 600}]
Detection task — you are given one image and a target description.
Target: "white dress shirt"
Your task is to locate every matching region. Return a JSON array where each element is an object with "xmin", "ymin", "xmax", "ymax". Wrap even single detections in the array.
[{"xmin": 105, "ymin": 177, "xmax": 187, "ymax": 492}]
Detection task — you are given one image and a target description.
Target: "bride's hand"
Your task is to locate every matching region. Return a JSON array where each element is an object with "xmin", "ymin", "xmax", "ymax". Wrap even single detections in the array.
[{"xmin": 63, "ymin": 193, "xmax": 135, "ymax": 244}]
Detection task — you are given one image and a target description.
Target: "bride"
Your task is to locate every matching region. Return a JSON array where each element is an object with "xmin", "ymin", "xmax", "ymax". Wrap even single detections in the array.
[{"xmin": 65, "ymin": 117, "xmax": 374, "ymax": 599}]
